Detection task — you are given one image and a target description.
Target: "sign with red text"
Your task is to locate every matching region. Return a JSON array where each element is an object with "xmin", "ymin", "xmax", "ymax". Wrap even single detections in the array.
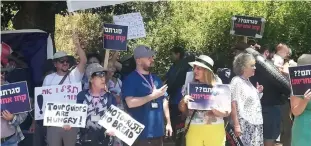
[
  {"xmin": 187, "ymin": 83, "xmax": 230, "ymax": 110},
  {"xmin": 34, "ymin": 83, "xmax": 82, "ymax": 120},
  {"xmin": 98, "ymin": 105, "xmax": 145, "ymax": 146},
  {"xmin": 230, "ymin": 15, "xmax": 265, "ymax": 38},
  {"xmin": 0, "ymin": 81, "xmax": 31, "ymax": 114},
  {"xmin": 289, "ymin": 65, "xmax": 311, "ymax": 96},
  {"xmin": 103, "ymin": 23, "xmax": 128, "ymax": 51},
  {"xmin": 43, "ymin": 102, "xmax": 87, "ymax": 128}
]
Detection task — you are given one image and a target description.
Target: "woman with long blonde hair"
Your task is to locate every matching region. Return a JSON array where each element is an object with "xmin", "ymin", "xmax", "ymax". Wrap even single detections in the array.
[{"xmin": 179, "ymin": 55, "xmax": 231, "ymax": 146}]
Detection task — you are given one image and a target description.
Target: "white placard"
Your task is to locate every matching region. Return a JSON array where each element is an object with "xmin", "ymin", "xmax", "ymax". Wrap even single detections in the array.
[
  {"xmin": 34, "ymin": 83, "xmax": 82, "ymax": 120},
  {"xmin": 113, "ymin": 12, "xmax": 146, "ymax": 40},
  {"xmin": 43, "ymin": 102, "xmax": 87, "ymax": 128},
  {"xmin": 98, "ymin": 105, "xmax": 145, "ymax": 146}
]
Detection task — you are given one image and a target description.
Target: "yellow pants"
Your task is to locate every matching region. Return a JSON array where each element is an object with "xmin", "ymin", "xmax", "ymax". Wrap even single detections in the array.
[{"xmin": 186, "ymin": 123, "xmax": 225, "ymax": 146}]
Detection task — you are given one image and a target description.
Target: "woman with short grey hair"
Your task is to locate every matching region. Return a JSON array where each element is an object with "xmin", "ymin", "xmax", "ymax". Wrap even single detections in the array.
[{"xmin": 230, "ymin": 53, "xmax": 264, "ymax": 146}]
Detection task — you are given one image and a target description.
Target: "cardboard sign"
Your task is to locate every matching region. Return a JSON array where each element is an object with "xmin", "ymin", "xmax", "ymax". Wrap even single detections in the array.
[
  {"xmin": 289, "ymin": 65, "xmax": 311, "ymax": 96},
  {"xmin": 187, "ymin": 83, "xmax": 230, "ymax": 110},
  {"xmin": 98, "ymin": 105, "xmax": 145, "ymax": 146},
  {"xmin": 113, "ymin": 12, "xmax": 146, "ymax": 40},
  {"xmin": 34, "ymin": 83, "xmax": 82, "ymax": 120},
  {"xmin": 0, "ymin": 81, "xmax": 31, "ymax": 114},
  {"xmin": 103, "ymin": 24, "xmax": 128, "ymax": 51},
  {"xmin": 43, "ymin": 102, "xmax": 87, "ymax": 128},
  {"xmin": 230, "ymin": 15, "xmax": 265, "ymax": 38}
]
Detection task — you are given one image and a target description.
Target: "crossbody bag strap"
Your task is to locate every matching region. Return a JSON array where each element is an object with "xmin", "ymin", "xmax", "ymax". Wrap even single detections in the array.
[
  {"xmin": 58, "ymin": 66, "xmax": 77, "ymax": 85},
  {"xmin": 183, "ymin": 110, "xmax": 197, "ymax": 136}
]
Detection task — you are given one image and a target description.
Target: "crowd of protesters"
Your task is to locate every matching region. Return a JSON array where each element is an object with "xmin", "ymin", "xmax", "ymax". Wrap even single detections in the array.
[{"xmin": 1, "ymin": 35, "xmax": 311, "ymax": 146}]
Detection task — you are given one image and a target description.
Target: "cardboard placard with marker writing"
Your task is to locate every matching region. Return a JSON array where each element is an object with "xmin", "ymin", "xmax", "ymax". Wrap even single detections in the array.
[
  {"xmin": 34, "ymin": 83, "xmax": 82, "ymax": 120},
  {"xmin": 43, "ymin": 102, "xmax": 87, "ymax": 128}
]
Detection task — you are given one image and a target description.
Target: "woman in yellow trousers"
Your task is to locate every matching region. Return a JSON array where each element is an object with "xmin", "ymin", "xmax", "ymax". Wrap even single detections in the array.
[{"xmin": 179, "ymin": 55, "xmax": 231, "ymax": 146}]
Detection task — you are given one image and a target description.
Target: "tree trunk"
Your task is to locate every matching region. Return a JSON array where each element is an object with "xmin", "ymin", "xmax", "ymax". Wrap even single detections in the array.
[{"xmin": 12, "ymin": 1, "xmax": 56, "ymax": 52}]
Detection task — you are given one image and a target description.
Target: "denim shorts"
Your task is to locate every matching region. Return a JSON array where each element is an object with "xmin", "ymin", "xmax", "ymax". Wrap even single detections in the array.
[
  {"xmin": 262, "ymin": 105, "xmax": 281, "ymax": 140},
  {"xmin": 1, "ymin": 135, "xmax": 18, "ymax": 146}
]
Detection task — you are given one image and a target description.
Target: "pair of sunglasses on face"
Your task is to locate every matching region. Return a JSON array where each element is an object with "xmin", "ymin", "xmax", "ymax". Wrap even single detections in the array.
[
  {"xmin": 1, "ymin": 71, "xmax": 7, "ymax": 75},
  {"xmin": 91, "ymin": 71, "xmax": 106, "ymax": 78}
]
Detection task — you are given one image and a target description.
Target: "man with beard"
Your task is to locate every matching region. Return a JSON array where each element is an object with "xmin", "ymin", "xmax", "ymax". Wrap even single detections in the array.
[
  {"xmin": 43, "ymin": 35, "xmax": 87, "ymax": 146},
  {"xmin": 122, "ymin": 45, "xmax": 173, "ymax": 146}
]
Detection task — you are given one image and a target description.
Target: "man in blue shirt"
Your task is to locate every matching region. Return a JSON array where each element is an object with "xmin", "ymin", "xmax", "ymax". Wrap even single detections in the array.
[{"xmin": 122, "ymin": 45, "xmax": 172, "ymax": 146}]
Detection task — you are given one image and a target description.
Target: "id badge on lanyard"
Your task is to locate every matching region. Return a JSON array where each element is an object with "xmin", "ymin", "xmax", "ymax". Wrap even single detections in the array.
[{"xmin": 136, "ymin": 70, "xmax": 159, "ymax": 109}]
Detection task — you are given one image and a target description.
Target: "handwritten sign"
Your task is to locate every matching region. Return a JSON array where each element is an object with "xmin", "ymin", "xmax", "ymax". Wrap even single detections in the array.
[
  {"xmin": 43, "ymin": 102, "xmax": 87, "ymax": 128},
  {"xmin": 230, "ymin": 15, "xmax": 265, "ymax": 38},
  {"xmin": 113, "ymin": 12, "xmax": 146, "ymax": 40},
  {"xmin": 103, "ymin": 23, "xmax": 128, "ymax": 51},
  {"xmin": 34, "ymin": 83, "xmax": 82, "ymax": 120},
  {"xmin": 98, "ymin": 105, "xmax": 145, "ymax": 146},
  {"xmin": 0, "ymin": 81, "xmax": 31, "ymax": 114},
  {"xmin": 289, "ymin": 65, "xmax": 311, "ymax": 96},
  {"xmin": 187, "ymin": 83, "xmax": 230, "ymax": 110}
]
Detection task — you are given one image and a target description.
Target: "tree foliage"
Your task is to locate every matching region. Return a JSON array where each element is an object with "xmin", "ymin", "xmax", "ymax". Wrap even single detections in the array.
[{"xmin": 3, "ymin": 1, "xmax": 311, "ymax": 77}]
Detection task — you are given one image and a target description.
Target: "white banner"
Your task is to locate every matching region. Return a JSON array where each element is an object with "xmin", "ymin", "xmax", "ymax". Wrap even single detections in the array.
[
  {"xmin": 98, "ymin": 105, "xmax": 145, "ymax": 146},
  {"xmin": 43, "ymin": 102, "xmax": 87, "ymax": 128},
  {"xmin": 113, "ymin": 12, "xmax": 146, "ymax": 40},
  {"xmin": 67, "ymin": 1, "xmax": 127, "ymax": 12},
  {"xmin": 34, "ymin": 83, "xmax": 82, "ymax": 120}
]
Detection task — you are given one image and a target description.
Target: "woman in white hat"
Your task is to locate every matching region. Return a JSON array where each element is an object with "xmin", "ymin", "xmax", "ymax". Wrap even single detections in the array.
[
  {"xmin": 230, "ymin": 53, "xmax": 264, "ymax": 146},
  {"xmin": 179, "ymin": 55, "xmax": 230, "ymax": 146},
  {"xmin": 290, "ymin": 54, "xmax": 311, "ymax": 146}
]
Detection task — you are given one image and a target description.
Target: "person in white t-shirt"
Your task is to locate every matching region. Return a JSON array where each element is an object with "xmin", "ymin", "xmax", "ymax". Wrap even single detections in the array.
[
  {"xmin": 272, "ymin": 43, "xmax": 290, "ymax": 73},
  {"xmin": 44, "ymin": 35, "xmax": 87, "ymax": 146}
]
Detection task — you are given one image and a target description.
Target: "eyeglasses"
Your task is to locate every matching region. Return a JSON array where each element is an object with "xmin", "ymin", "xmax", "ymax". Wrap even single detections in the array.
[
  {"xmin": 58, "ymin": 60, "xmax": 69, "ymax": 64},
  {"xmin": 92, "ymin": 71, "xmax": 106, "ymax": 78}
]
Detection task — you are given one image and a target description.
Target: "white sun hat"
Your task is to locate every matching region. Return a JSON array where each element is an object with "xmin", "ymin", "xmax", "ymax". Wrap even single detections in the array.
[{"xmin": 188, "ymin": 55, "xmax": 214, "ymax": 72}]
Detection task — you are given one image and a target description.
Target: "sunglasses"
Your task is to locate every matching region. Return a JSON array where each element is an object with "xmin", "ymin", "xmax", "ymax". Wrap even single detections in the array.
[
  {"xmin": 1, "ymin": 71, "xmax": 7, "ymax": 75},
  {"xmin": 58, "ymin": 59, "xmax": 69, "ymax": 64},
  {"xmin": 91, "ymin": 71, "xmax": 106, "ymax": 78}
]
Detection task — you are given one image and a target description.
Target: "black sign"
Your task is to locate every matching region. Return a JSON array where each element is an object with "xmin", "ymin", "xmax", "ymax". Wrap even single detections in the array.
[
  {"xmin": 289, "ymin": 65, "xmax": 311, "ymax": 96},
  {"xmin": 230, "ymin": 15, "xmax": 265, "ymax": 38},
  {"xmin": 225, "ymin": 123, "xmax": 244, "ymax": 146},
  {"xmin": 103, "ymin": 24, "xmax": 128, "ymax": 51}
]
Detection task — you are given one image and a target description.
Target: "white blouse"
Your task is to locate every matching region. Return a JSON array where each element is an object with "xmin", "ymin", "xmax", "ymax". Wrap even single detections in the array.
[{"xmin": 230, "ymin": 76, "xmax": 263, "ymax": 125}]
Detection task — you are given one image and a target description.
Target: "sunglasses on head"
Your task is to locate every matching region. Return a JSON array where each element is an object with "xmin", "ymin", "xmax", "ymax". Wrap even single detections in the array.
[{"xmin": 92, "ymin": 71, "xmax": 106, "ymax": 78}]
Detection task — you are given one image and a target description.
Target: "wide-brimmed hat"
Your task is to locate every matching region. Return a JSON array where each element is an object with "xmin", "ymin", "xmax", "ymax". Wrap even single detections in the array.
[
  {"xmin": 53, "ymin": 51, "xmax": 69, "ymax": 60},
  {"xmin": 188, "ymin": 55, "xmax": 214, "ymax": 72},
  {"xmin": 297, "ymin": 54, "xmax": 311, "ymax": 65},
  {"xmin": 85, "ymin": 63, "xmax": 106, "ymax": 81}
]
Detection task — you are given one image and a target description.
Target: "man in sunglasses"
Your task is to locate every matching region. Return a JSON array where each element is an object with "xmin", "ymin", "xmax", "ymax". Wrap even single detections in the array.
[
  {"xmin": 39, "ymin": 36, "xmax": 87, "ymax": 146},
  {"xmin": 122, "ymin": 45, "xmax": 172, "ymax": 146}
]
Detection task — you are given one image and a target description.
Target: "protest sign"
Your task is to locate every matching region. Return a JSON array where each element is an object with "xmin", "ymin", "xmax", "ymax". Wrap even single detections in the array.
[
  {"xmin": 103, "ymin": 24, "xmax": 128, "ymax": 51},
  {"xmin": 225, "ymin": 123, "xmax": 244, "ymax": 146},
  {"xmin": 230, "ymin": 15, "xmax": 265, "ymax": 38},
  {"xmin": 289, "ymin": 65, "xmax": 311, "ymax": 96},
  {"xmin": 187, "ymin": 83, "xmax": 230, "ymax": 110},
  {"xmin": 98, "ymin": 105, "xmax": 145, "ymax": 146},
  {"xmin": 0, "ymin": 81, "xmax": 31, "ymax": 114},
  {"xmin": 113, "ymin": 12, "xmax": 146, "ymax": 40},
  {"xmin": 43, "ymin": 102, "xmax": 87, "ymax": 127},
  {"xmin": 34, "ymin": 83, "xmax": 82, "ymax": 120}
]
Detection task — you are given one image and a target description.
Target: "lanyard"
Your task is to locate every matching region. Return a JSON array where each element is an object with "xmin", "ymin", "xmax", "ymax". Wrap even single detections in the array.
[{"xmin": 136, "ymin": 70, "xmax": 154, "ymax": 92}]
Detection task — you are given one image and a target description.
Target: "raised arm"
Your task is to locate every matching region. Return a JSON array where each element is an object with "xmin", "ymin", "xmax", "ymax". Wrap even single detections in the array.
[{"xmin": 73, "ymin": 33, "xmax": 87, "ymax": 73}]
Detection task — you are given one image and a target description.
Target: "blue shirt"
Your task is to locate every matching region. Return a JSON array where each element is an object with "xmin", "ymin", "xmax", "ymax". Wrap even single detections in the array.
[
  {"xmin": 122, "ymin": 71, "xmax": 165, "ymax": 139},
  {"xmin": 165, "ymin": 65, "xmax": 185, "ymax": 104}
]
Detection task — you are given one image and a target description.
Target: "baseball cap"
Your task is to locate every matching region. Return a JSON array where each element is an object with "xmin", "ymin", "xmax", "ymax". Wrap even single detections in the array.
[
  {"xmin": 133, "ymin": 45, "xmax": 155, "ymax": 59},
  {"xmin": 85, "ymin": 63, "xmax": 105, "ymax": 81},
  {"xmin": 53, "ymin": 51, "xmax": 68, "ymax": 60}
]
